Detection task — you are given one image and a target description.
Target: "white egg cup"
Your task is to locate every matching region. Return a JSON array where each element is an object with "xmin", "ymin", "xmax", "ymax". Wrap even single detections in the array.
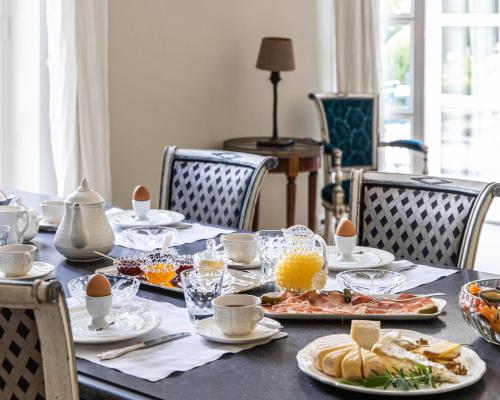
[
  {"xmin": 85, "ymin": 295, "xmax": 113, "ymax": 330},
  {"xmin": 132, "ymin": 199, "xmax": 151, "ymax": 221},
  {"xmin": 335, "ymin": 234, "xmax": 357, "ymax": 261}
]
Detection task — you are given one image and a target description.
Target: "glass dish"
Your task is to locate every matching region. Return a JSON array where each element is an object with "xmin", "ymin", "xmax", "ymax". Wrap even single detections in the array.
[
  {"xmin": 68, "ymin": 274, "xmax": 140, "ymax": 305},
  {"xmin": 459, "ymin": 279, "xmax": 500, "ymax": 345},
  {"xmin": 336, "ymin": 269, "xmax": 405, "ymax": 294},
  {"xmin": 114, "ymin": 257, "xmax": 146, "ymax": 277},
  {"xmin": 121, "ymin": 227, "xmax": 177, "ymax": 251}
]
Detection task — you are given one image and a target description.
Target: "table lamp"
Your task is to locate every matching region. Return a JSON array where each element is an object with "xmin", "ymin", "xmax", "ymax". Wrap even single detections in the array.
[{"xmin": 256, "ymin": 37, "xmax": 295, "ymax": 147}]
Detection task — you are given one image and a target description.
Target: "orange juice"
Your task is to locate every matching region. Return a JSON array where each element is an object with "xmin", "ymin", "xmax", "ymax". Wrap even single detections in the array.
[{"xmin": 275, "ymin": 251, "xmax": 325, "ymax": 293}]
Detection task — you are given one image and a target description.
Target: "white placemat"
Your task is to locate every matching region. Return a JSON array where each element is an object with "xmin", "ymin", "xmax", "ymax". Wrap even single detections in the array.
[
  {"xmin": 69, "ymin": 297, "xmax": 287, "ymax": 382},
  {"xmin": 106, "ymin": 208, "xmax": 235, "ymax": 250},
  {"xmin": 325, "ymin": 260, "xmax": 458, "ymax": 292}
]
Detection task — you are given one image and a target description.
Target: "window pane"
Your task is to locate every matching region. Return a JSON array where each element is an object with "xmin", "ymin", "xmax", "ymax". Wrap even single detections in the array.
[
  {"xmin": 442, "ymin": 0, "xmax": 499, "ymax": 14},
  {"xmin": 441, "ymin": 108, "xmax": 500, "ymax": 179},
  {"xmin": 442, "ymin": 27, "xmax": 500, "ymax": 95},
  {"xmin": 383, "ymin": 0, "xmax": 412, "ymax": 15},
  {"xmin": 383, "ymin": 118, "xmax": 412, "ymax": 173},
  {"xmin": 382, "ymin": 23, "xmax": 412, "ymax": 109}
]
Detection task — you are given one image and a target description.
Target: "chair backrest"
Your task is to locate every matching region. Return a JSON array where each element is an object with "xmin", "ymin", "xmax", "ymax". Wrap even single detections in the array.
[
  {"xmin": 160, "ymin": 147, "xmax": 277, "ymax": 230},
  {"xmin": 309, "ymin": 92, "xmax": 378, "ymax": 170},
  {"xmin": 349, "ymin": 170, "xmax": 500, "ymax": 269},
  {"xmin": 0, "ymin": 280, "xmax": 79, "ymax": 400}
]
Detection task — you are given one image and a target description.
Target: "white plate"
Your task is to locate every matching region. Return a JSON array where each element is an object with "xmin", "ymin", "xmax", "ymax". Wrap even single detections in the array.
[
  {"xmin": 195, "ymin": 316, "xmax": 280, "ymax": 344},
  {"xmin": 297, "ymin": 329, "xmax": 486, "ymax": 396},
  {"xmin": 108, "ymin": 209, "xmax": 185, "ymax": 229},
  {"xmin": 328, "ymin": 246, "xmax": 395, "ymax": 271},
  {"xmin": 263, "ymin": 293, "xmax": 446, "ymax": 320},
  {"xmin": 0, "ymin": 262, "xmax": 55, "ymax": 280},
  {"xmin": 69, "ymin": 304, "xmax": 161, "ymax": 344},
  {"xmin": 228, "ymin": 257, "xmax": 261, "ymax": 270},
  {"xmin": 39, "ymin": 220, "xmax": 59, "ymax": 232}
]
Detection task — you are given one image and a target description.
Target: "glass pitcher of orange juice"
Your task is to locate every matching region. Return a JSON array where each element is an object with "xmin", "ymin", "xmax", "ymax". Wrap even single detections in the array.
[{"xmin": 274, "ymin": 225, "xmax": 328, "ymax": 293}]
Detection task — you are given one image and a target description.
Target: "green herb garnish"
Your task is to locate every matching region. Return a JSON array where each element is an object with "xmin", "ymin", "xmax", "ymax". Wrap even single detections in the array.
[
  {"xmin": 341, "ymin": 364, "xmax": 437, "ymax": 391},
  {"xmin": 343, "ymin": 288, "xmax": 352, "ymax": 303}
]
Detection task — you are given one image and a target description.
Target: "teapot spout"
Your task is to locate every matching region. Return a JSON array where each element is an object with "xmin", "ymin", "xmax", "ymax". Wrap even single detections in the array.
[{"xmin": 70, "ymin": 204, "xmax": 89, "ymax": 249}]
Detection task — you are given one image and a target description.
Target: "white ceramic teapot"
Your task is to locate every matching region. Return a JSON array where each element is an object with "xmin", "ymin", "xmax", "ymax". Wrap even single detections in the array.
[{"xmin": 54, "ymin": 178, "xmax": 114, "ymax": 261}]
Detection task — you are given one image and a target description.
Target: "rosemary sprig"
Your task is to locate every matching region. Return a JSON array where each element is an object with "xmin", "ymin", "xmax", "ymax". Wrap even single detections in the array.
[{"xmin": 341, "ymin": 364, "xmax": 438, "ymax": 391}]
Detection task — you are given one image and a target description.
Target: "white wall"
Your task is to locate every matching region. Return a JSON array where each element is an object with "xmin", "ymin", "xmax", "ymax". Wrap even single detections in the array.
[{"xmin": 108, "ymin": 0, "xmax": 333, "ymax": 228}]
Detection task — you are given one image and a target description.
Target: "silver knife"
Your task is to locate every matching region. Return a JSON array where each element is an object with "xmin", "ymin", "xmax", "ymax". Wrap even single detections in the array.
[{"xmin": 97, "ymin": 332, "xmax": 191, "ymax": 360}]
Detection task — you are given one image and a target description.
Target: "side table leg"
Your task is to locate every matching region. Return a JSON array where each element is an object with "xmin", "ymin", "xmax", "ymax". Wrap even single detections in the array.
[
  {"xmin": 252, "ymin": 195, "xmax": 260, "ymax": 231},
  {"xmin": 308, "ymin": 171, "xmax": 318, "ymax": 231},
  {"xmin": 287, "ymin": 175, "xmax": 297, "ymax": 227}
]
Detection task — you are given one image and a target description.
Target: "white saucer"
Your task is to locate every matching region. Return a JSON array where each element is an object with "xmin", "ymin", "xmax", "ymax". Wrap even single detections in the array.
[
  {"xmin": 108, "ymin": 209, "xmax": 185, "ymax": 229},
  {"xmin": 39, "ymin": 220, "xmax": 59, "ymax": 232},
  {"xmin": 327, "ymin": 246, "xmax": 395, "ymax": 272},
  {"xmin": 0, "ymin": 262, "xmax": 55, "ymax": 280},
  {"xmin": 195, "ymin": 317, "xmax": 280, "ymax": 344},
  {"xmin": 227, "ymin": 257, "xmax": 261, "ymax": 270},
  {"xmin": 69, "ymin": 304, "xmax": 161, "ymax": 344}
]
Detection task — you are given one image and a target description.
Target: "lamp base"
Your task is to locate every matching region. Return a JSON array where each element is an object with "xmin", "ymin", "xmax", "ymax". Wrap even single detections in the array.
[{"xmin": 257, "ymin": 137, "xmax": 295, "ymax": 148}]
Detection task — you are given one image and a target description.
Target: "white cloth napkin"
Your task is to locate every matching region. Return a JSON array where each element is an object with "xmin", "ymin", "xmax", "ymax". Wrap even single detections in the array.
[
  {"xmin": 325, "ymin": 260, "xmax": 458, "ymax": 293},
  {"xmin": 106, "ymin": 208, "xmax": 235, "ymax": 250},
  {"xmin": 69, "ymin": 297, "xmax": 287, "ymax": 382}
]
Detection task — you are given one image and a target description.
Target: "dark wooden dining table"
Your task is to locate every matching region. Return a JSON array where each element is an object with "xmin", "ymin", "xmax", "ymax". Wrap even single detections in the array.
[{"xmin": 14, "ymin": 190, "xmax": 500, "ymax": 400}]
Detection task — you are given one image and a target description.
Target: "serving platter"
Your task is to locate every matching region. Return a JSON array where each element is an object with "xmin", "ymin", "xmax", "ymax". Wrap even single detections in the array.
[
  {"xmin": 296, "ymin": 329, "xmax": 486, "ymax": 396},
  {"xmin": 108, "ymin": 209, "xmax": 185, "ymax": 229},
  {"xmin": 327, "ymin": 246, "xmax": 395, "ymax": 272},
  {"xmin": 262, "ymin": 293, "xmax": 446, "ymax": 320}
]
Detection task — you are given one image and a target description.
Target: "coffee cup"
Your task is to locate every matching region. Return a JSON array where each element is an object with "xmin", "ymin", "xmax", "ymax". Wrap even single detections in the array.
[
  {"xmin": 40, "ymin": 200, "xmax": 65, "ymax": 225},
  {"xmin": 0, "ymin": 244, "xmax": 37, "ymax": 277},
  {"xmin": 334, "ymin": 234, "xmax": 357, "ymax": 261},
  {"xmin": 221, "ymin": 233, "xmax": 257, "ymax": 264},
  {"xmin": 213, "ymin": 294, "xmax": 264, "ymax": 336},
  {"xmin": 0, "ymin": 206, "xmax": 31, "ymax": 244}
]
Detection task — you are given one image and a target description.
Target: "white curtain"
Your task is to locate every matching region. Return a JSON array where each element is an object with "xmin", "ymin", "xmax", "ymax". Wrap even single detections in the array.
[
  {"xmin": 334, "ymin": 0, "xmax": 381, "ymax": 93},
  {"xmin": 46, "ymin": 0, "xmax": 111, "ymax": 200}
]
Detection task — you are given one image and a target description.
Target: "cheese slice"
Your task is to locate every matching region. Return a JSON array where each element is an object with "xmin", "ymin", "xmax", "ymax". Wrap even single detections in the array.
[
  {"xmin": 311, "ymin": 335, "xmax": 356, "ymax": 370},
  {"xmin": 321, "ymin": 345, "xmax": 356, "ymax": 377},
  {"xmin": 341, "ymin": 347, "xmax": 363, "ymax": 380},
  {"xmin": 416, "ymin": 341, "xmax": 461, "ymax": 361},
  {"xmin": 360, "ymin": 347, "xmax": 386, "ymax": 378},
  {"xmin": 350, "ymin": 320, "xmax": 381, "ymax": 350}
]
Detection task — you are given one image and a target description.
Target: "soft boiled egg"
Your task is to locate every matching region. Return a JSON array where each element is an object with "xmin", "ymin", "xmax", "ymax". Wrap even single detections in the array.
[
  {"xmin": 336, "ymin": 219, "xmax": 356, "ymax": 237},
  {"xmin": 132, "ymin": 185, "xmax": 150, "ymax": 201},
  {"xmin": 86, "ymin": 274, "xmax": 112, "ymax": 297}
]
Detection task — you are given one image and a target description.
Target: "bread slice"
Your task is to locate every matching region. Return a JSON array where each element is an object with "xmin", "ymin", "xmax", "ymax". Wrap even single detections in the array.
[
  {"xmin": 321, "ymin": 345, "xmax": 356, "ymax": 377},
  {"xmin": 359, "ymin": 347, "xmax": 386, "ymax": 378},
  {"xmin": 341, "ymin": 347, "xmax": 363, "ymax": 380}
]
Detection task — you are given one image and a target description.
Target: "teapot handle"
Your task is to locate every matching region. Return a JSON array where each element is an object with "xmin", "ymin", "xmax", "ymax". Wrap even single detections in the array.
[{"xmin": 70, "ymin": 204, "xmax": 88, "ymax": 249}]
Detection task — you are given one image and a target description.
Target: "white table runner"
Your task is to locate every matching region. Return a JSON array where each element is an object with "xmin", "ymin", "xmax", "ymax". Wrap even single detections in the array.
[{"xmin": 70, "ymin": 297, "xmax": 287, "ymax": 382}]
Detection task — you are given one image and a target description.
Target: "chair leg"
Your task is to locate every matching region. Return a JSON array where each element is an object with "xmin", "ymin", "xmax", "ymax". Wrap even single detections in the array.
[{"xmin": 324, "ymin": 208, "xmax": 333, "ymax": 244}]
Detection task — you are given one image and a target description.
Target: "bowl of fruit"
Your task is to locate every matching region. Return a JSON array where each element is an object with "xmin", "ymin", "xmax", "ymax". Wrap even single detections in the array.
[{"xmin": 459, "ymin": 279, "xmax": 500, "ymax": 345}]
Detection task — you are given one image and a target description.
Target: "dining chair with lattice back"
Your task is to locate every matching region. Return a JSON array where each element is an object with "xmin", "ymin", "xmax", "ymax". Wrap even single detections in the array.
[
  {"xmin": 309, "ymin": 92, "xmax": 428, "ymax": 242},
  {"xmin": 160, "ymin": 147, "xmax": 278, "ymax": 230},
  {"xmin": 0, "ymin": 280, "xmax": 79, "ymax": 400},
  {"xmin": 349, "ymin": 169, "xmax": 500, "ymax": 269}
]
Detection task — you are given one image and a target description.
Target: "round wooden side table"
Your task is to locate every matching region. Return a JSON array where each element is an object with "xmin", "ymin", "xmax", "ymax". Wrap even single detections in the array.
[{"xmin": 223, "ymin": 137, "xmax": 321, "ymax": 231}]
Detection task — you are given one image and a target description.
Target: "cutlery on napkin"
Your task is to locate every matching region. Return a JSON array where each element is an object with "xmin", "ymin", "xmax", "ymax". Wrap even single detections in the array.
[{"xmin": 97, "ymin": 332, "xmax": 190, "ymax": 360}]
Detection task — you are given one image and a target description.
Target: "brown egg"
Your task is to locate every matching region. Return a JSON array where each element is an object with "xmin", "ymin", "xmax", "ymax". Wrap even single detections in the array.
[
  {"xmin": 133, "ymin": 185, "xmax": 150, "ymax": 201},
  {"xmin": 86, "ymin": 274, "xmax": 112, "ymax": 297},
  {"xmin": 336, "ymin": 219, "xmax": 356, "ymax": 237}
]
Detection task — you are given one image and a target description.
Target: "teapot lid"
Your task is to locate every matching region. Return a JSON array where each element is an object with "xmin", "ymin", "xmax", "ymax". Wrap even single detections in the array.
[{"xmin": 65, "ymin": 178, "xmax": 104, "ymax": 205}]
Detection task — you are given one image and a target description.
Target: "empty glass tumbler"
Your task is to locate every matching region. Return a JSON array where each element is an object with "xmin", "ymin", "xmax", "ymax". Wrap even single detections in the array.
[{"xmin": 256, "ymin": 230, "xmax": 286, "ymax": 277}]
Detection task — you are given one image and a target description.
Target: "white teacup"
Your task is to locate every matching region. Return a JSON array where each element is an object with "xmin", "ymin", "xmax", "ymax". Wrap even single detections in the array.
[
  {"xmin": 41, "ymin": 200, "xmax": 65, "ymax": 225},
  {"xmin": 0, "ymin": 206, "xmax": 31, "ymax": 244},
  {"xmin": 132, "ymin": 199, "xmax": 151, "ymax": 220},
  {"xmin": 85, "ymin": 295, "xmax": 113, "ymax": 330},
  {"xmin": 213, "ymin": 294, "xmax": 264, "ymax": 336},
  {"xmin": 0, "ymin": 244, "xmax": 37, "ymax": 277},
  {"xmin": 221, "ymin": 233, "xmax": 257, "ymax": 264},
  {"xmin": 335, "ymin": 234, "xmax": 357, "ymax": 261}
]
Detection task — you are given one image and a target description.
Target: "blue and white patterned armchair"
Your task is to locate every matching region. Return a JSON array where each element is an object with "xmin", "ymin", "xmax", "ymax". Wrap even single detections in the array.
[
  {"xmin": 349, "ymin": 170, "xmax": 500, "ymax": 268},
  {"xmin": 309, "ymin": 93, "xmax": 428, "ymax": 241},
  {"xmin": 160, "ymin": 147, "xmax": 277, "ymax": 230}
]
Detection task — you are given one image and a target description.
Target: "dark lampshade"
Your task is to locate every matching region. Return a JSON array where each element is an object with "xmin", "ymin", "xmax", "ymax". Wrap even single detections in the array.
[{"xmin": 256, "ymin": 37, "xmax": 295, "ymax": 72}]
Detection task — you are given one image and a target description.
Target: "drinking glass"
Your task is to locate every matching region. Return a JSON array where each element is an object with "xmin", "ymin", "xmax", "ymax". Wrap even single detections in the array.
[
  {"xmin": 0, "ymin": 225, "xmax": 10, "ymax": 246},
  {"xmin": 180, "ymin": 267, "xmax": 224, "ymax": 323},
  {"xmin": 256, "ymin": 230, "xmax": 286, "ymax": 277}
]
